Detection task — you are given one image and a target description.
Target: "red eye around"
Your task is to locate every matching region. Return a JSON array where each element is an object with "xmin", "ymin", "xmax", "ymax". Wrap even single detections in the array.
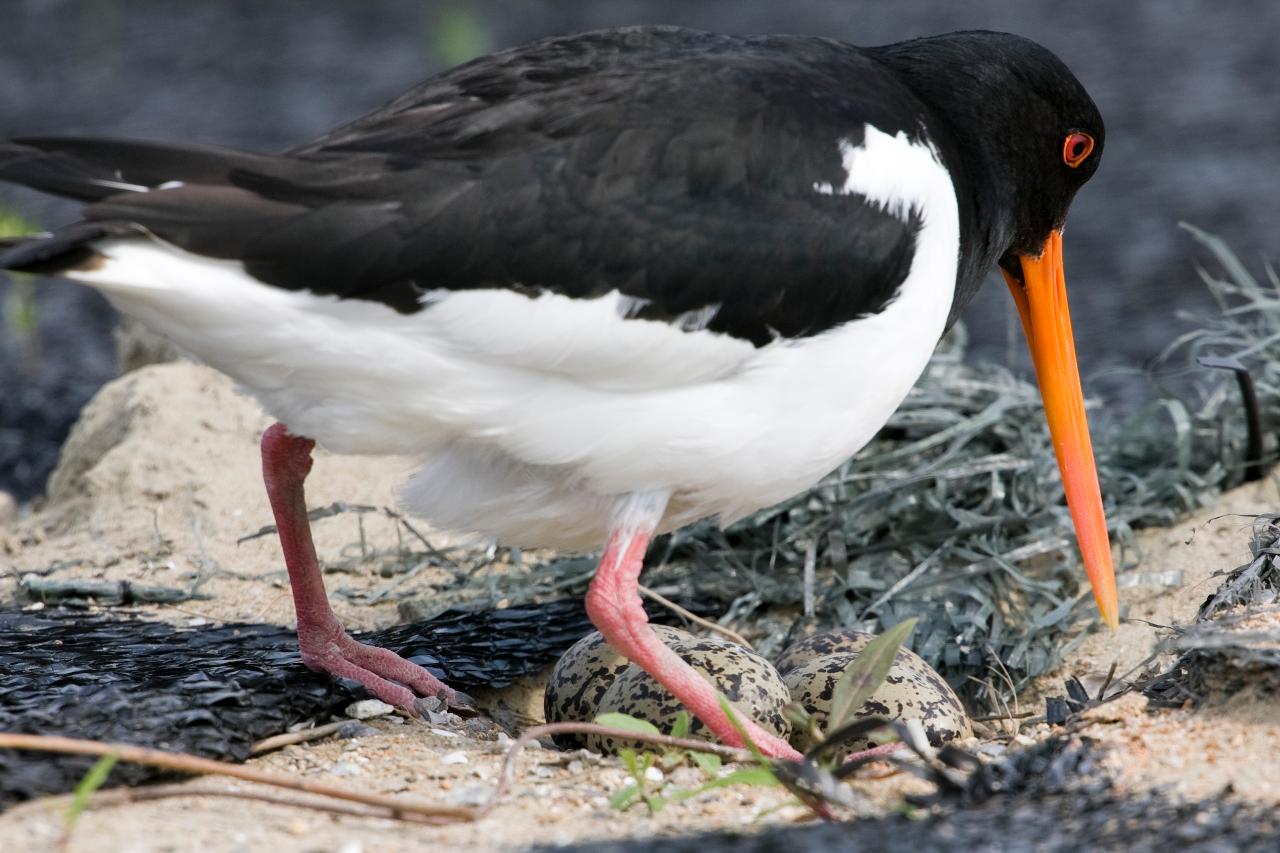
[{"xmin": 1062, "ymin": 132, "xmax": 1094, "ymax": 168}]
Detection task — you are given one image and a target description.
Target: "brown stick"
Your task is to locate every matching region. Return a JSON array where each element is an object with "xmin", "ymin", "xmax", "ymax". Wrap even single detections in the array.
[
  {"xmin": 45, "ymin": 783, "xmax": 457, "ymax": 825},
  {"xmin": 0, "ymin": 733, "xmax": 476, "ymax": 823},
  {"xmin": 637, "ymin": 584, "xmax": 754, "ymax": 648},
  {"xmin": 250, "ymin": 722, "xmax": 346, "ymax": 756}
]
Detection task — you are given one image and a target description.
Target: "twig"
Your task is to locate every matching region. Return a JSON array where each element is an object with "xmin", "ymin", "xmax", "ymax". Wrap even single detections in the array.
[
  {"xmin": 44, "ymin": 783, "xmax": 415, "ymax": 823},
  {"xmin": 238, "ymin": 502, "xmax": 379, "ymax": 545},
  {"xmin": 969, "ymin": 711, "xmax": 1038, "ymax": 723},
  {"xmin": 250, "ymin": 722, "xmax": 346, "ymax": 756},
  {"xmin": 381, "ymin": 508, "xmax": 461, "ymax": 572},
  {"xmin": 986, "ymin": 648, "xmax": 1022, "ymax": 718},
  {"xmin": 0, "ymin": 733, "xmax": 476, "ymax": 825},
  {"xmin": 637, "ymin": 584, "xmax": 753, "ymax": 648},
  {"xmin": 1098, "ymin": 660, "xmax": 1120, "ymax": 701},
  {"xmin": 803, "ymin": 537, "xmax": 817, "ymax": 619}
]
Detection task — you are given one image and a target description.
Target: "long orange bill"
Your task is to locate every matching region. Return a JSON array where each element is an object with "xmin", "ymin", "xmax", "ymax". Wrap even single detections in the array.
[{"xmin": 1001, "ymin": 229, "xmax": 1119, "ymax": 628}]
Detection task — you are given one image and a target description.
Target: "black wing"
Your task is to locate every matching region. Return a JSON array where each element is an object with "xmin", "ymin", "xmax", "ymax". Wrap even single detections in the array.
[{"xmin": 1, "ymin": 27, "xmax": 928, "ymax": 346}]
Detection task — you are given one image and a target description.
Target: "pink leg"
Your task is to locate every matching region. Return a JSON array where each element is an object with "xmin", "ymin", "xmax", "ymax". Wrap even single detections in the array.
[
  {"xmin": 261, "ymin": 422, "xmax": 468, "ymax": 712},
  {"xmin": 585, "ymin": 492, "xmax": 803, "ymax": 760}
]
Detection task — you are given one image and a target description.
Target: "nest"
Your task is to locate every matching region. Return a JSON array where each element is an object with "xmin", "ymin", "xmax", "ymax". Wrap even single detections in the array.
[{"xmin": 634, "ymin": 225, "xmax": 1280, "ymax": 705}]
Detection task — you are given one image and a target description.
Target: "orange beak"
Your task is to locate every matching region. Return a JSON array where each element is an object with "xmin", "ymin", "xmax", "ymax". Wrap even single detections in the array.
[{"xmin": 1001, "ymin": 230, "xmax": 1119, "ymax": 628}]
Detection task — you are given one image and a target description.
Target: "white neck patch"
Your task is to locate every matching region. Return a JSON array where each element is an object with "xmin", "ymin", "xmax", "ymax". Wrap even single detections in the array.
[{"xmin": 820, "ymin": 126, "xmax": 954, "ymax": 227}]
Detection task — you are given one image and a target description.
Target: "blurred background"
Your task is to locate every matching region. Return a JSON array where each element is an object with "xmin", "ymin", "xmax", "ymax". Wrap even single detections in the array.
[{"xmin": 1, "ymin": 0, "xmax": 1277, "ymax": 503}]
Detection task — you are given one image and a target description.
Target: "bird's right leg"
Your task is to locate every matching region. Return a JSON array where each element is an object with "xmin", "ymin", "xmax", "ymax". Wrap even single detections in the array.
[
  {"xmin": 584, "ymin": 490, "xmax": 803, "ymax": 760},
  {"xmin": 261, "ymin": 422, "xmax": 470, "ymax": 711}
]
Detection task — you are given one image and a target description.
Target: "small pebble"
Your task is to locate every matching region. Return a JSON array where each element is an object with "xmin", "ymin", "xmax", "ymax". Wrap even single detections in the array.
[
  {"xmin": 669, "ymin": 766, "xmax": 704, "ymax": 787},
  {"xmin": 328, "ymin": 761, "xmax": 360, "ymax": 777},
  {"xmin": 345, "ymin": 699, "xmax": 394, "ymax": 720},
  {"xmin": 335, "ymin": 721, "xmax": 380, "ymax": 740},
  {"xmin": 426, "ymin": 709, "xmax": 455, "ymax": 726},
  {"xmin": 430, "ymin": 728, "xmax": 460, "ymax": 738},
  {"xmin": 464, "ymin": 717, "xmax": 497, "ymax": 736},
  {"xmin": 441, "ymin": 751, "xmax": 468, "ymax": 766},
  {"xmin": 643, "ymin": 766, "xmax": 664, "ymax": 783},
  {"xmin": 448, "ymin": 784, "xmax": 490, "ymax": 807}
]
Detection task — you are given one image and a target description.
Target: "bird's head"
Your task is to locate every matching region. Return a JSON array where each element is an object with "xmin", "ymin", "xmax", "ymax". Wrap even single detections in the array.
[{"xmin": 881, "ymin": 31, "xmax": 1118, "ymax": 628}]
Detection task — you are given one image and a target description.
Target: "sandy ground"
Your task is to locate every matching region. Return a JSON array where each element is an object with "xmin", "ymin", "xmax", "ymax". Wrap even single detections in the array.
[{"xmin": 2, "ymin": 362, "xmax": 1278, "ymax": 851}]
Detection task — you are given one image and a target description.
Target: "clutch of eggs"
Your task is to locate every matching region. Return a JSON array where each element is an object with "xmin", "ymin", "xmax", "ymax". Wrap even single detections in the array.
[{"xmin": 544, "ymin": 626, "xmax": 970, "ymax": 756}]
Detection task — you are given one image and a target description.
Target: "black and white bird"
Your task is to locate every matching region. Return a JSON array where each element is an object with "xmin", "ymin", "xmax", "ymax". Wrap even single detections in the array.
[{"xmin": 0, "ymin": 26, "xmax": 1118, "ymax": 760}]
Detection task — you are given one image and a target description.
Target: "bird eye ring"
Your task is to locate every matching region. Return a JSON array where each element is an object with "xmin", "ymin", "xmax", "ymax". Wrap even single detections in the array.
[{"xmin": 1062, "ymin": 132, "xmax": 1094, "ymax": 168}]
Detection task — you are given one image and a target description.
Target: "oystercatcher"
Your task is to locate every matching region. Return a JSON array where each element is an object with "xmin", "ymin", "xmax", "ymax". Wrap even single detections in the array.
[{"xmin": 0, "ymin": 27, "xmax": 1116, "ymax": 760}]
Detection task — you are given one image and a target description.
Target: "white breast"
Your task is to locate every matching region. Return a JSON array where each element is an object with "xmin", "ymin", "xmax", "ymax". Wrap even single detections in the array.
[{"xmin": 69, "ymin": 126, "xmax": 959, "ymax": 551}]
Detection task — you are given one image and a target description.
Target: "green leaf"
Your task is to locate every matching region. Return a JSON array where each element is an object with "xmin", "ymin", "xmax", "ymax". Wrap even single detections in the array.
[
  {"xmin": 690, "ymin": 751, "xmax": 721, "ymax": 776},
  {"xmin": 669, "ymin": 765, "xmax": 781, "ymax": 803},
  {"xmin": 781, "ymin": 702, "xmax": 814, "ymax": 731},
  {"xmin": 716, "ymin": 694, "xmax": 768, "ymax": 764},
  {"xmin": 595, "ymin": 712, "xmax": 661, "ymax": 737},
  {"xmin": 705, "ymin": 766, "xmax": 778, "ymax": 788},
  {"xmin": 618, "ymin": 748, "xmax": 640, "ymax": 778},
  {"xmin": 65, "ymin": 753, "xmax": 119, "ymax": 828},
  {"xmin": 826, "ymin": 618, "xmax": 918, "ymax": 734},
  {"xmin": 670, "ymin": 710, "xmax": 691, "ymax": 740},
  {"xmin": 609, "ymin": 783, "xmax": 640, "ymax": 811},
  {"xmin": 644, "ymin": 794, "xmax": 668, "ymax": 813}
]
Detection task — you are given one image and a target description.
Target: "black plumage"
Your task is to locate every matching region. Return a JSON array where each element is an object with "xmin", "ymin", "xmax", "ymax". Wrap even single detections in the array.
[
  {"xmin": 0, "ymin": 27, "xmax": 938, "ymax": 345},
  {"xmin": 0, "ymin": 27, "xmax": 1104, "ymax": 346}
]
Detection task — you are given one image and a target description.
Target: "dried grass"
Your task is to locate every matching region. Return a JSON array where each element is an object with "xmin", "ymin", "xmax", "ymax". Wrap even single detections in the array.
[{"xmin": 643, "ymin": 226, "xmax": 1279, "ymax": 705}]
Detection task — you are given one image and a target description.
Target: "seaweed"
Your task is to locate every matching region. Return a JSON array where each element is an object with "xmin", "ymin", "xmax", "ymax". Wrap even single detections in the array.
[{"xmin": 634, "ymin": 227, "xmax": 1279, "ymax": 706}]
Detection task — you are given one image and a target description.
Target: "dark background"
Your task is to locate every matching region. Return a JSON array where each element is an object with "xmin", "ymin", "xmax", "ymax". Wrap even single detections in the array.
[{"xmin": 1, "ymin": 0, "xmax": 1277, "ymax": 501}]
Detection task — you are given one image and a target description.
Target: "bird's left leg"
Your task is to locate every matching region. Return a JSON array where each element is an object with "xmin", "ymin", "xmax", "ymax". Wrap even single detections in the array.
[
  {"xmin": 261, "ymin": 422, "xmax": 471, "ymax": 712},
  {"xmin": 585, "ymin": 490, "xmax": 803, "ymax": 760}
]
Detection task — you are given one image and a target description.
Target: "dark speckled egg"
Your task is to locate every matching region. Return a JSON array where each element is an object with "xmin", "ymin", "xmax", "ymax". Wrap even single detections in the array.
[
  {"xmin": 583, "ymin": 636, "xmax": 792, "ymax": 756},
  {"xmin": 543, "ymin": 625, "xmax": 694, "ymax": 749},
  {"xmin": 778, "ymin": 630, "xmax": 970, "ymax": 752}
]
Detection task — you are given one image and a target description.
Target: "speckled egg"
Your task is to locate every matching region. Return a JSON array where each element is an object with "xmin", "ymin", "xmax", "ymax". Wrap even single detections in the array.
[
  {"xmin": 778, "ymin": 630, "xmax": 970, "ymax": 752},
  {"xmin": 584, "ymin": 636, "xmax": 792, "ymax": 755},
  {"xmin": 544, "ymin": 625, "xmax": 694, "ymax": 748}
]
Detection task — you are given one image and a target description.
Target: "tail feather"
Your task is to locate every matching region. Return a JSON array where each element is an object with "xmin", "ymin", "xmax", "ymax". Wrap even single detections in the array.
[
  {"xmin": 0, "ymin": 222, "xmax": 127, "ymax": 275},
  {"xmin": 0, "ymin": 135, "xmax": 423, "ymax": 301},
  {"xmin": 0, "ymin": 137, "xmax": 283, "ymax": 203},
  {"xmin": 0, "ymin": 136, "xmax": 313, "ymax": 276}
]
